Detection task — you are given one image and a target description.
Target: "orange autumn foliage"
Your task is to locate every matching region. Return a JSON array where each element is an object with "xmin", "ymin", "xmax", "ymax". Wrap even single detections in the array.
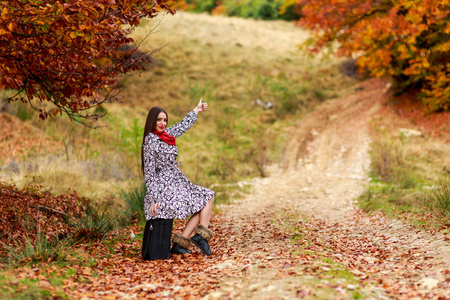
[
  {"xmin": 296, "ymin": 0, "xmax": 450, "ymax": 111},
  {"xmin": 0, "ymin": 0, "xmax": 174, "ymax": 125}
]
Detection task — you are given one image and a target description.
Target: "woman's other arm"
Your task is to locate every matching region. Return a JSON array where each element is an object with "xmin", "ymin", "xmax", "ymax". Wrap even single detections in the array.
[{"xmin": 143, "ymin": 137, "xmax": 160, "ymax": 217}]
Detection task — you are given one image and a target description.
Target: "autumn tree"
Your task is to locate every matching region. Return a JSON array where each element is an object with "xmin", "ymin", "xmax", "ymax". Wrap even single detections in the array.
[
  {"xmin": 294, "ymin": 0, "xmax": 450, "ymax": 111},
  {"xmin": 0, "ymin": 0, "xmax": 174, "ymax": 126}
]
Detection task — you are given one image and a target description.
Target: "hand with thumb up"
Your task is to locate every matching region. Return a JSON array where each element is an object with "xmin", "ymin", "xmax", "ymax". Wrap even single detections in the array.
[{"xmin": 194, "ymin": 98, "xmax": 208, "ymax": 114}]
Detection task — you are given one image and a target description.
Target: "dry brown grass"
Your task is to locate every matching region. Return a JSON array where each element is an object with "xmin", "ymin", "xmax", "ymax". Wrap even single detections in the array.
[
  {"xmin": 369, "ymin": 105, "xmax": 450, "ymax": 185},
  {"xmin": 3, "ymin": 159, "xmax": 107, "ymax": 197},
  {"xmin": 1, "ymin": 12, "xmax": 353, "ymax": 201},
  {"xmin": 137, "ymin": 12, "xmax": 311, "ymax": 55},
  {"xmin": 362, "ymin": 110, "xmax": 450, "ymax": 223},
  {"xmin": 0, "ymin": 113, "xmax": 63, "ymax": 164},
  {"xmin": 123, "ymin": 11, "xmax": 340, "ymax": 109}
]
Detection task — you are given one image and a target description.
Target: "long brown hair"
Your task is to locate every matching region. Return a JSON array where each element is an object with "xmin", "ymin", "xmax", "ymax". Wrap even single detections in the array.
[{"xmin": 141, "ymin": 107, "xmax": 168, "ymax": 175}]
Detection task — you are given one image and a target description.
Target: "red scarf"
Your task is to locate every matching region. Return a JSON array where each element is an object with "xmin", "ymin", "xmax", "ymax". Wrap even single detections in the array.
[{"xmin": 153, "ymin": 130, "xmax": 176, "ymax": 146}]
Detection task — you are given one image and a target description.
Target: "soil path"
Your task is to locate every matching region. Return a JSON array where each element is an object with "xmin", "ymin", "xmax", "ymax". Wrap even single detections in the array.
[{"xmin": 207, "ymin": 78, "xmax": 450, "ymax": 299}]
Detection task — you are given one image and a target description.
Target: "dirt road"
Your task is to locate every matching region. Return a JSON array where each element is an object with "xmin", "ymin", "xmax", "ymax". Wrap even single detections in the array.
[{"xmin": 207, "ymin": 78, "xmax": 450, "ymax": 299}]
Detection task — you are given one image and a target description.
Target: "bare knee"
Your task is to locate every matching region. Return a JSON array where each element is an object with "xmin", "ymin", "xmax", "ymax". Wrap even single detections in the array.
[{"xmin": 206, "ymin": 196, "xmax": 214, "ymax": 208}]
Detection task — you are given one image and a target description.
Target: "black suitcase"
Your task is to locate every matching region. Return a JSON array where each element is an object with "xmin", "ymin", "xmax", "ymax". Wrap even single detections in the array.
[{"xmin": 142, "ymin": 219, "xmax": 174, "ymax": 260}]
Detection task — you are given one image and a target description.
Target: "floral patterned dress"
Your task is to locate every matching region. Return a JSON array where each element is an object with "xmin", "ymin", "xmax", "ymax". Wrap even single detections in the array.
[{"xmin": 143, "ymin": 111, "xmax": 215, "ymax": 220}]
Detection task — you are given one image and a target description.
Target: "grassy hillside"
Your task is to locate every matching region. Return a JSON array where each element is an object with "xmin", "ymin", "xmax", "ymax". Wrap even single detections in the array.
[{"xmin": 0, "ymin": 12, "xmax": 353, "ymax": 202}]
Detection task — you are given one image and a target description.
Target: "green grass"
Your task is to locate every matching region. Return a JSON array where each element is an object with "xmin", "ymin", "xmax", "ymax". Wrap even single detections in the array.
[
  {"xmin": 0, "ymin": 274, "xmax": 68, "ymax": 300},
  {"xmin": 2, "ymin": 228, "xmax": 70, "ymax": 267},
  {"xmin": 65, "ymin": 203, "xmax": 122, "ymax": 242},
  {"xmin": 360, "ymin": 124, "xmax": 450, "ymax": 225},
  {"xmin": 427, "ymin": 180, "xmax": 450, "ymax": 219},
  {"xmin": 116, "ymin": 180, "xmax": 147, "ymax": 224}
]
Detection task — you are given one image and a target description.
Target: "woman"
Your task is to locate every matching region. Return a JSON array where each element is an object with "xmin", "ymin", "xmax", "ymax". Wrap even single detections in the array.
[{"xmin": 141, "ymin": 99, "xmax": 215, "ymax": 259}]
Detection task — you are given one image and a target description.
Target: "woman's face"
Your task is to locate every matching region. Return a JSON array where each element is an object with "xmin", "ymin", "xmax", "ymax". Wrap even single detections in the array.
[{"xmin": 155, "ymin": 112, "xmax": 168, "ymax": 132}]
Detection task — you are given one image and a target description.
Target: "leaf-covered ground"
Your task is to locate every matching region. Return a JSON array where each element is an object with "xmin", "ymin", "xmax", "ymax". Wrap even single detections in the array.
[
  {"xmin": 0, "ymin": 183, "xmax": 84, "ymax": 248},
  {"xmin": 1, "ymin": 79, "xmax": 449, "ymax": 299}
]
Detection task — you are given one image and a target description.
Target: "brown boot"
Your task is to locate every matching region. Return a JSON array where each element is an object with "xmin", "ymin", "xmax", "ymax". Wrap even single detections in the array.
[
  {"xmin": 190, "ymin": 225, "xmax": 214, "ymax": 256},
  {"xmin": 171, "ymin": 234, "xmax": 191, "ymax": 255}
]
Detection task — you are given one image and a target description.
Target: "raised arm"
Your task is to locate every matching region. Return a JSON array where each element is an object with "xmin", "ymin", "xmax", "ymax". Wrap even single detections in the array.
[{"xmin": 166, "ymin": 98, "xmax": 208, "ymax": 138}]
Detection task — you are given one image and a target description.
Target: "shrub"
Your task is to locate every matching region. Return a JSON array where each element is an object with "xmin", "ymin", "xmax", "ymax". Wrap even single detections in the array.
[
  {"xmin": 426, "ymin": 181, "xmax": 450, "ymax": 219},
  {"xmin": 223, "ymin": 0, "xmax": 284, "ymax": 20},
  {"xmin": 177, "ymin": 0, "xmax": 297, "ymax": 20},
  {"xmin": 370, "ymin": 137, "xmax": 404, "ymax": 183},
  {"xmin": 65, "ymin": 202, "xmax": 121, "ymax": 242},
  {"xmin": 2, "ymin": 228, "xmax": 69, "ymax": 266},
  {"xmin": 369, "ymin": 129, "xmax": 420, "ymax": 189},
  {"xmin": 191, "ymin": 0, "xmax": 219, "ymax": 12},
  {"xmin": 116, "ymin": 180, "xmax": 147, "ymax": 223},
  {"xmin": 16, "ymin": 103, "xmax": 33, "ymax": 121},
  {"xmin": 278, "ymin": 0, "xmax": 304, "ymax": 20}
]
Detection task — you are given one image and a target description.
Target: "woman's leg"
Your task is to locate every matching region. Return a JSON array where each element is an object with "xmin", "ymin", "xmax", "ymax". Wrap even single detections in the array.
[
  {"xmin": 189, "ymin": 196, "xmax": 215, "ymax": 256},
  {"xmin": 181, "ymin": 212, "xmax": 199, "ymax": 238},
  {"xmin": 199, "ymin": 196, "xmax": 214, "ymax": 227},
  {"xmin": 180, "ymin": 196, "xmax": 215, "ymax": 238}
]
